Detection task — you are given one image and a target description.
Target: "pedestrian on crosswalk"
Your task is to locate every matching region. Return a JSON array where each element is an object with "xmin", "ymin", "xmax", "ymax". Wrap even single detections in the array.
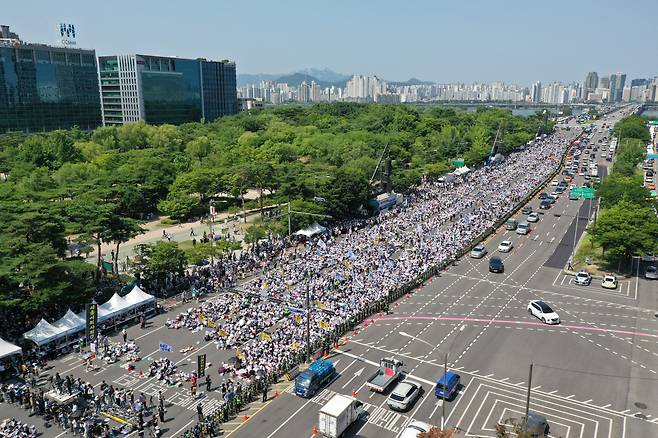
[{"xmin": 197, "ymin": 402, "xmax": 204, "ymax": 422}]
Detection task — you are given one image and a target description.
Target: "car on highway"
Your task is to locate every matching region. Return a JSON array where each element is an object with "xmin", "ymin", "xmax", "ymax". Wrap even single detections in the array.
[
  {"xmin": 527, "ymin": 212, "xmax": 540, "ymax": 222},
  {"xmin": 489, "ymin": 256, "xmax": 504, "ymax": 273},
  {"xmin": 645, "ymin": 265, "xmax": 658, "ymax": 280},
  {"xmin": 470, "ymin": 244, "xmax": 488, "ymax": 259},
  {"xmin": 516, "ymin": 222, "xmax": 530, "ymax": 235},
  {"xmin": 601, "ymin": 275, "xmax": 617, "ymax": 289},
  {"xmin": 399, "ymin": 420, "xmax": 431, "ymax": 438},
  {"xmin": 538, "ymin": 192, "xmax": 548, "ymax": 200},
  {"xmin": 522, "ymin": 206, "xmax": 533, "ymax": 215},
  {"xmin": 387, "ymin": 381, "xmax": 421, "ymax": 411},
  {"xmin": 505, "ymin": 219, "xmax": 518, "ymax": 231},
  {"xmin": 527, "ymin": 300, "xmax": 560, "ymax": 325},
  {"xmin": 574, "ymin": 271, "xmax": 592, "ymax": 285},
  {"xmin": 435, "ymin": 371, "xmax": 460, "ymax": 400},
  {"xmin": 539, "ymin": 199, "xmax": 552, "ymax": 209},
  {"xmin": 551, "ymin": 179, "xmax": 558, "ymax": 186},
  {"xmin": 498, "ymin": 240, "xmax": 513, "ymax": 253}
]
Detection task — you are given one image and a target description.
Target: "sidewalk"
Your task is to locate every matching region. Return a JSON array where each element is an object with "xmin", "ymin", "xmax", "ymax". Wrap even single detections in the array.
[{"xmin": 83, "ymin": 208, "xmax": 265, "ymax": 271}]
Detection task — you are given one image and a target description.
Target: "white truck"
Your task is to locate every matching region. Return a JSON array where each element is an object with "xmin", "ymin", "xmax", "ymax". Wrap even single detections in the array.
[
  {"xmin": 318, "ymin": 394, "xmax": 365, "ymax": 437},
  {"xmin": 366, "ymin": 357, "xmax": 404, "ymax": 392}
]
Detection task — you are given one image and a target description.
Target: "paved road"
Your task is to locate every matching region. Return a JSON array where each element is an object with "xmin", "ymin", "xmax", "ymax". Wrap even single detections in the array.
[
  {"xmin": 8, "ymin": 108, "xmax": 656, "ymax": 438},
  {"xmin": 226, "ymin": 109, "xmax": 658, "ymax": 438}
]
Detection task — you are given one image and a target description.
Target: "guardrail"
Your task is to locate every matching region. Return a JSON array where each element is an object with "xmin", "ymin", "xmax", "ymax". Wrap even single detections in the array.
[{"xmin": 181, "ymin": 130, "xmax": 586, "ymax": 437}]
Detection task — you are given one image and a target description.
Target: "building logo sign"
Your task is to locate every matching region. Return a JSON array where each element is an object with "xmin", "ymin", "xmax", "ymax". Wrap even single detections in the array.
[{"xmin": 58, "ymin": 23, "xmax": 77, "ymax": 46}]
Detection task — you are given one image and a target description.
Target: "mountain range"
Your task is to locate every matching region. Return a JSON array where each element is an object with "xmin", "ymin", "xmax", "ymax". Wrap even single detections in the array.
[{"xmin": 237, "ymin": 68, "xmax": 432, "ymax": 89}]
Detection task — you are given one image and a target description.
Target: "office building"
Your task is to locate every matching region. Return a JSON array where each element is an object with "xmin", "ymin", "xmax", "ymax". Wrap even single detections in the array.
[
  {"xmin": 98, "ymin": 54, "xmax": 237, "ymax": 126},
  {"xmin": 531, "ymin": 81, "xmax": 542, "ymax": 103},
  {"xmin": 0, "ymin": 25, "xmax": 101, "ymax": 133},
  {"xmin": 608, "ymin": 72, "xmax": 626, "ymax": 103},
  {"xmin": 599, "ymin": 76, "xmax": 610, "ymax": 89},
  {"xmin": 584, "ymin": 71, "xmax": 598, "ymax": 90}
]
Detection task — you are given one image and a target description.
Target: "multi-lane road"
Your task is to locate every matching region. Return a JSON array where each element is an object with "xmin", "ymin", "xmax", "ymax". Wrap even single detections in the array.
[
  {"xmin": 7, "ymin": 108, "xmax": 657, "ymax": 438},
  {"xmin": 227, "ymin": 110, "xmax": 658, "ymax": 438}
]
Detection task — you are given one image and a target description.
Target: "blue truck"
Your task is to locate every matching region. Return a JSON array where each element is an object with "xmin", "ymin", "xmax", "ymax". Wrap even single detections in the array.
[{"xmin": 294, "ymin": 359, "xmax": 336, "ymax": 397}]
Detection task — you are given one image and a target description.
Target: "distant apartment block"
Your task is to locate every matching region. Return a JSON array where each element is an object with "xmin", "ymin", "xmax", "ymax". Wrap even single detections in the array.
[{"xmin": 98, "ymin": 54, "xmax": 237, "ymax": 126}]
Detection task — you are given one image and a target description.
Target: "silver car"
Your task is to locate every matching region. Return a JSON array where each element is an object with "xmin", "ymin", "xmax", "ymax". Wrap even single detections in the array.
[
  {"xmin": 646, "ymin": 266, "xmax": 658, "ymax": 280},
  {"xmin": 470, "ymin": 244, "xmax": 488, "ymax": 259},
  {"xmin": 387, "ymin": 381, "xmax": 421, "ymax": 411}
]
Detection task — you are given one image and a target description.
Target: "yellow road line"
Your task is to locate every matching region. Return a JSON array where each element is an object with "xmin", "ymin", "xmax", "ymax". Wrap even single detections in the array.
[{"xmin": 223, "ymin": 383, "xmax": 293, "ymax": 438}]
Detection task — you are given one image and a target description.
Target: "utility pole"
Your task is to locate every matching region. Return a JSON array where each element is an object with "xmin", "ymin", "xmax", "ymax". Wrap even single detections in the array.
[
  {"xmin": 524, "ymin": 363, "xmax": 533, "ymax": 433},
  {"xmin": 306, "ymin": 270, "xmax": 311, "ymax": 363},
  {"xmin": 442, "ymin": 351, "xmax": 447, "ymax": 430},
  {"xmin": 288, "ymin": 201, "xmax": 292, "ymax": 236}
]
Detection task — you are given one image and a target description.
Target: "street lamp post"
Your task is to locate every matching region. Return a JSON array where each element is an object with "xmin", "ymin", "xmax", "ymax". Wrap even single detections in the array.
[
  {"xmin": 306, "ymin": 271, "xmax": 311, "ymax": 363},
  {"xmin": 400, "ymin": 326, "xmax": 465, "ymax": 431}
]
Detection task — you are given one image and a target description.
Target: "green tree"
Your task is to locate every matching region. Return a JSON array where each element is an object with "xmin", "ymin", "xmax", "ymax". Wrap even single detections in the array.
[
  {"xmin": 102, "ymin": 215, "xmax": 144, "ymax": 274},
  {"xmin": 597, "ymin": 172, "xmax": 649, "ymax": 208},
  {"xmin": 133, "ymin": 241, "xmax": 187, "ymax": 289},
  {"xmin": 614, "ymin": 115, "xmax": 650, "ymax": 142},
  {"xmin": 589, "ymin": 199, "xmax": 658, "ymax": 265},
  {"xmin": 158, "ymin": 191, "xmax": 202, "ymax": 220}
]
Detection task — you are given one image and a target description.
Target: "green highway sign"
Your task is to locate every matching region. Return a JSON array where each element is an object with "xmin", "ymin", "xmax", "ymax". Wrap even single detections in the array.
[
  {"xmin": 451, "ymin": 158, "xmax": 465, "ymax": 167},
  {"xmin": 569, "ymin": 188, "xmax": 596, "ymax": 199}
]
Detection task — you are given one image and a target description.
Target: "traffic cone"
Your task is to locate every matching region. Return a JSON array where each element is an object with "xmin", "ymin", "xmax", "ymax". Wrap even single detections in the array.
[
  {"xmin": 138, "ymin": 369, "xmax": 144, "ymax": 378},
  {"xmin": 242, "ymin": 415, "xmax": 250, "ymax": 421},
  {"xmin": 274, "ymin": 390, "xmax": 279, "ymax": 398},
  {"xmin": 312, "ymin": 426, "xmax": 319, "ymax": 436},
  {"xmin": 351, "ymin": 389, "xmax": 357, "ymax": 397}
]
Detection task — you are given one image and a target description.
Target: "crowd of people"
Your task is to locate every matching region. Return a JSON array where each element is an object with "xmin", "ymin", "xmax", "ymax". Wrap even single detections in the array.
[
  {"xmin": 0, "ymin": 418, "xmax": 37, "ymax": 438},
  {"xmin": 167, "ymin": 130, "xmax": 573, "ymax": 381}
]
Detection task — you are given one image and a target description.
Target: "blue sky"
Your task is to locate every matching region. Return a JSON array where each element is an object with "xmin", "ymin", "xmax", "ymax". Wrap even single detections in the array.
[{"xmin": 4, "ymin": 0, "xmax": 657, "ymax": 84}]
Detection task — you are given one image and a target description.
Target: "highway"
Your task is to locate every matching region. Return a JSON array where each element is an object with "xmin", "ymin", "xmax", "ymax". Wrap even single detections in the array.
[
  {"xmin": 7, "ymin": 107, "xmax": 657, "ymax": 438},
  {"xmin": 226, "ymin": 108, "xmax": 658, "ymax": 438}
]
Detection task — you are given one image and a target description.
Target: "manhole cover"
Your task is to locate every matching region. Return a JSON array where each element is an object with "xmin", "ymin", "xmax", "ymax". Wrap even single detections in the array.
[
  {"xmin": 635, "ymin": 402, "xmax": 647, "ymax": 409},
  {"xmin": 635, "ymin": 413, "xmax": 648, "ymax": 420}
]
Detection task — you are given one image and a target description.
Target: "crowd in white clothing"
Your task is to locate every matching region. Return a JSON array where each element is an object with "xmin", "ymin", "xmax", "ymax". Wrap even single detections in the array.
[{"xmin": 169, "ymin": 131, "xmax": 572, "ymax": 378}]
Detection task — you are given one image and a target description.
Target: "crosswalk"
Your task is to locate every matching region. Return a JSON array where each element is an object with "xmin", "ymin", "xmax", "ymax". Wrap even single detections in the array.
[{"xmin": 298, "ymin": 387, "xmax": 407, "ymax": 434}]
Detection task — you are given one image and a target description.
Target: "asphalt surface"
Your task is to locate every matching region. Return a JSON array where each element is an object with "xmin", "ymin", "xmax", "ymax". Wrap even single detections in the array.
[
  {"xmin": 225, "ymin": 109, "xmax": 658, "ymax": 438},
  {"xmin": 7, "ymin": 108, "xmax": 657, "ymax": 438}
]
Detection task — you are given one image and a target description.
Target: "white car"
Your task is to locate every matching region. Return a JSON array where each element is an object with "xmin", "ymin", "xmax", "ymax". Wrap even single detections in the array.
[
  {"xmin": 551, "ymin": 179, "xmax": 558, "ymax": 186},
  {"xmin": 498, "ymin": 240, "xmax": 513, "ymax": 253},
  {"xmin": 387, "ymin": 381, "xmax": 421, "ymax": 411},
  {"xmin": 399, "ymin": 420, "xmax": 432, "ymax": 438},
  {"xmin": 601, "ymin": 275, "xmax": 617, "ymax": 289},
  {"xmin": 470, "ymin": 244, "xmax": 488, "ymax": 259},
  {"xmin": 574, "ymin": 271, "xmax": 592, "ymax": 285},
  {"xmin": 527, "ymin": 300, "xmax": 560, "ymax": 324},
  {"xmin": 527, "ymin": 212, "xmax": 540, "ymax": 222}
]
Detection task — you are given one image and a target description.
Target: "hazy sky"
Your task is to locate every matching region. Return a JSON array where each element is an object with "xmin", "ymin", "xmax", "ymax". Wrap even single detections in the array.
[{"xmin": 4, "ymin": 0, "xmax": 657, "ymax": 84}]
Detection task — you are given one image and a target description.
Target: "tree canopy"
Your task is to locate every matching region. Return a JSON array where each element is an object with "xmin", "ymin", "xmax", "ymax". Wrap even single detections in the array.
[{"xmin": 0, "ymin": 103, "xmax": 550, "ymax": 330}]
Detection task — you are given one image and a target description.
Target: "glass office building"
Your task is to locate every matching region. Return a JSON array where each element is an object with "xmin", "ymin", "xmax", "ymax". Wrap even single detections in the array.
[
  {"xmin": 98, "ymin": 54, "xmax": 237, "ymax": 126},
  {"xmin": 0, "ymin": 39, "xmax": 101, "ymax": 133}
]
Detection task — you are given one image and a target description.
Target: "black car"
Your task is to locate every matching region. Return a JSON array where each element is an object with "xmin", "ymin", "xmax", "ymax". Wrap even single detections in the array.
[
  {"xmin": 539, "ymin": 199, "xmax": 552, "ymax": 209},
  {"xmin": 539, "ymin": 192, "xmax": 548, "ymax": 200},
  {"xmin": 522, "ymin": 206, "xmax": 533, "ymax": 214},
  {"xmin": 489, "ymin": 256, "xmax": 504, "ymax": 273}
]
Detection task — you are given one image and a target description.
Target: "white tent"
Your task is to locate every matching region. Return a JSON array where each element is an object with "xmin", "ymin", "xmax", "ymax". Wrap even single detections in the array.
[
  {"xmin": 294, "ymin": 222, "xmax": 327, "ymax": 238},
  {"xmin": 23, "ymin": 319, "xmax": 62, "ymax": 346},
  {"xmin": 123, "ymin": 285, "xmax": 155, "ymax": 310},
  {"xmin": 52, "ymin": 309, "xmax": 85, "ymax": 336},
  {"xmin": 98, "ymin": 293, "xmax": 130, "ymax": 321},
  {"xmin": 0, "ymin": 337, "xmax": 21, "ymax": 359},
  {"xmin": 452, "ymin": 166, "xmax": 471, "ymax": 176}
]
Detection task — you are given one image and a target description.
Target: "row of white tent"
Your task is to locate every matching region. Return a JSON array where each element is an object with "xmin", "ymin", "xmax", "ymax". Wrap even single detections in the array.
[
  {"xmin": 23, "ymin": 286, "xmax": 156, "ymax": 347},
  {"xmin": 0, "ymin": 337, "xmax": 22, "ymax": 360}
]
